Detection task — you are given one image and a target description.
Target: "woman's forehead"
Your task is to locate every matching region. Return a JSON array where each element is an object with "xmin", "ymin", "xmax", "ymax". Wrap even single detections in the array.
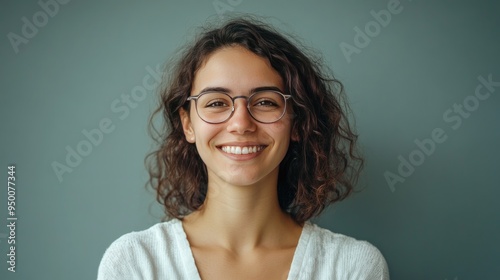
[{"xmin": 192, "ymin": 46, "xmax": 284, "ymax": 93}]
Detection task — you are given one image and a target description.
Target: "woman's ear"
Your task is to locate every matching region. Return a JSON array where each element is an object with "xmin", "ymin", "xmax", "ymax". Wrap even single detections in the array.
[{"xmin": 179, "ymin": 108, "xmax": 195, "ymax": 143}]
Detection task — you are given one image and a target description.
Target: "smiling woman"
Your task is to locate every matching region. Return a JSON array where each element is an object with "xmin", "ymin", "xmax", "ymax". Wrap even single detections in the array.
[{"xmin": 97, "ymin": 16, "xmax": 389, "ymax": 280}]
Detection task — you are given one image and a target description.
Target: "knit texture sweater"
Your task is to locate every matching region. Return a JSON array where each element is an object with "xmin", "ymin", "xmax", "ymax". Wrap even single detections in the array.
[{"xmin": 97, "ymin": 218, "xmax": 389, "ymax": 279}]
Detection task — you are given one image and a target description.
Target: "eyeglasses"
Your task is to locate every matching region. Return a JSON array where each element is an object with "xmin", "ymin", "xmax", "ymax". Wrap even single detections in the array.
[{"xmin": 186, "ymin": 90, "xmax": 292, "ymax": 124}]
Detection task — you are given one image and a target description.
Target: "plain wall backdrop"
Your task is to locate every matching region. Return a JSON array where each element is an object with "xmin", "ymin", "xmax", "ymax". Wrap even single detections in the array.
[{"xmin": 1, "ymin": 0, "xmax": 499, "ymax": 279}]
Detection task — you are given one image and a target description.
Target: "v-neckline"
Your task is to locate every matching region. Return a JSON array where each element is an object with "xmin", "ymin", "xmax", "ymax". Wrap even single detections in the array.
[{"xmin": 172, "ymin": 218, "xmax": 312, "ymax": 280}]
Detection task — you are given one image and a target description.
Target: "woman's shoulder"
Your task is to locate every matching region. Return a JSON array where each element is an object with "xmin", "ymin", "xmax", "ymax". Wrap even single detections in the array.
[
  {"xmin": 308, "ymin": 222, "xmax": 382, "ymax": 253},
  {"xmin": 303, "ymin": 221, "xmax": 390, "ymax": 279},
  {"xmin": 107, "ymin": 218, "xmax": 181, "ymax": 248},
  {"xmin": 97, "ymin": 218, "xmax": 185, "ymax": 280}
]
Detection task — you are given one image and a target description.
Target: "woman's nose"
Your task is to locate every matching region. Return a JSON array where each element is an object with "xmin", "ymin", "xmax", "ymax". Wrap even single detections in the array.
[{"xmin": 226, "ymin": 99, "xmax": 256, "ymax": 134}]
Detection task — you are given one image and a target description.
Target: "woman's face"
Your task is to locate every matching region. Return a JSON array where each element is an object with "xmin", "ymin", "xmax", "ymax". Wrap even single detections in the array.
[{"xmin": 180, "ymin": 45, "xmax": 294, "ymax": 188}]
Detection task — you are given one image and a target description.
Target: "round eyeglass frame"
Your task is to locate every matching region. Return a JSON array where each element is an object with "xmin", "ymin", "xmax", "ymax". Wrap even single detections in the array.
[{"xmin": 186, "ymin": 90, "xmax": 293, "ymax": 124}]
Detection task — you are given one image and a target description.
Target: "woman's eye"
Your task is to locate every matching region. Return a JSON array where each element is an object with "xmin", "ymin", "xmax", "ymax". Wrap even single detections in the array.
[
  {"xmin": 254, "ymin": 100, "xmax": 278, "ymax": 107},
  {"xmin": 206, "ymin": 101, "xmax": 228, "ymax": 107}
]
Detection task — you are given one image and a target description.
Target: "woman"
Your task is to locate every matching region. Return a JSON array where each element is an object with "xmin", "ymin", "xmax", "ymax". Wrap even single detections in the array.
[{"xmin": 98, "ymin": 17, "xmax": 389, "ymax": 280}]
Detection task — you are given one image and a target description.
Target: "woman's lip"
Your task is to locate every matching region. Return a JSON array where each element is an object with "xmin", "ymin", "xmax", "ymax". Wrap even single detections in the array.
[{"xmin": 216, "ymin": 141, "xmax": 265, "ymax": 147}]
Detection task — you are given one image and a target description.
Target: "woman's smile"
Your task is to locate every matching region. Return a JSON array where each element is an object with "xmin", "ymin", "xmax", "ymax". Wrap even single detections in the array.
[
  {"xmin": 217, "ymin": 142, "xmax": 268, "ymax": 162},
  {"xmin": 219, "ymin": 145, "xmax": 265, "ymax": 155}
]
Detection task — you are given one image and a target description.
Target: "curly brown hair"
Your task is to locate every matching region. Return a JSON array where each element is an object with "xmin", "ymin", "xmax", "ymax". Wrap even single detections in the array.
[{"xmin": 146, "ymin": 16, "xmax": 363, "ymax": 224}]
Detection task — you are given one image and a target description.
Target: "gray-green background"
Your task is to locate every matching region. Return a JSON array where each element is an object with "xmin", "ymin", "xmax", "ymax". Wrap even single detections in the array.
[{"xmin": 1, "ymin": 0, "xmax": 499, "ymax": 279}]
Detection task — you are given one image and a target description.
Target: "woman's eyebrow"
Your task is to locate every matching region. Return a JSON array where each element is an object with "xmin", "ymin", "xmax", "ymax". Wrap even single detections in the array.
[
  {"xmin": 198, "ymin": 87, "xmax": 230, "ymax": 94},
  {"xmin": 198, "ymin": 86, "xmax": 283, "ymax": 94},
  {"xmin": 250, "ymin": 86, "xmax": 283, "ymax": 93}
]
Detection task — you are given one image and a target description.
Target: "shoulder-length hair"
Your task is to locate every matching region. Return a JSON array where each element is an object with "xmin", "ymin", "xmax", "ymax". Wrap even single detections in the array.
[{"xmin": 146, "ymin": 16, "xmax": 363, "ymax": 224}]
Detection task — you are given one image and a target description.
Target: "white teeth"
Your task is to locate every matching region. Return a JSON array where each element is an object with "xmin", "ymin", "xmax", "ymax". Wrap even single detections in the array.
[{"xmin": 221, "ymin": 146, "xmax": 263, "ymax": 155}]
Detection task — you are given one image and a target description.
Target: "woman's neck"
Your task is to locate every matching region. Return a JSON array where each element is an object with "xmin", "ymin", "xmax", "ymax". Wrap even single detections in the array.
[{"xmin": 182, "ymin": 177, "xmax": 302, "ymax": 255}]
